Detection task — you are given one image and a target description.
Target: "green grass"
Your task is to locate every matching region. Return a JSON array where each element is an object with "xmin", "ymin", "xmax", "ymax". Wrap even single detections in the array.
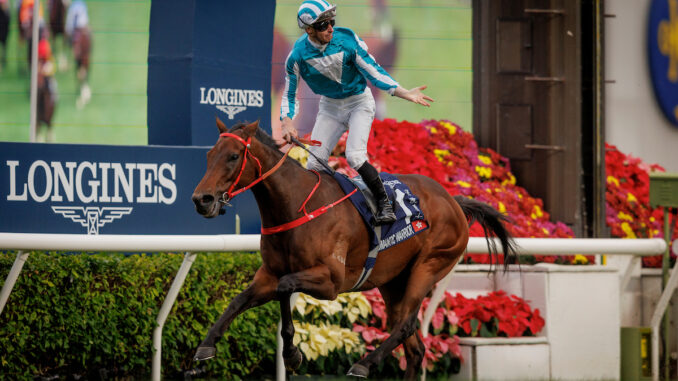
[{"xmin": 0, "ymin": 0, "xmax": 472, "ymax": 145}]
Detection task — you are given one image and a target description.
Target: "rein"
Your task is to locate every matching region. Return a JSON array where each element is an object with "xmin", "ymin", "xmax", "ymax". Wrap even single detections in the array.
[{"xmin": 218, "ymin": 132, "xmax": 357, "ymax": 235}]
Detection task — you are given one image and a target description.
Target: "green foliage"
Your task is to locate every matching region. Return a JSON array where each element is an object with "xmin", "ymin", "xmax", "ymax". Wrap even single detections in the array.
[{"xmin": 0, "ymin": 251, "xmax": 278, "ymax": 380}]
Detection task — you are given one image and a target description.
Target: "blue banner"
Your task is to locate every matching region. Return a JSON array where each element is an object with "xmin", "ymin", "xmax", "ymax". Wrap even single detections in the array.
[
  {"xmin": 648, "ymin": 0, "xmax": 678, "ymax": 127},
  {"xmin": 147, "ymin": 0, "xmax": 276, "ymax": 146},
  {"xmin": 0, "ymin": 142, "xmax": 261, "ymax": 235}
]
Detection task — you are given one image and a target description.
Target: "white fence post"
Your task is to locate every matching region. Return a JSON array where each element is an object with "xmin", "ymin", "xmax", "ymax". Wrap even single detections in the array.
[
  {"xmin": 152, "ymin": 252, "xmax": 198, "ymax": 381},
  {"xmin": 0, "ymin": 251, "xmax": 30, "ymax": 316}
]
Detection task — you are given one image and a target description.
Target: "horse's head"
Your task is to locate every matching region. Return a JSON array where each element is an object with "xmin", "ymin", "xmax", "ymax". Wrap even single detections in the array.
[{"xmin": 192, "ymin": 118, "xmax": 261, "ymax": 218}]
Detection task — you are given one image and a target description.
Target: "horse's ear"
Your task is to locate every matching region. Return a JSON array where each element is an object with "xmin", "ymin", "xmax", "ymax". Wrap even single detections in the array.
[
  {"xmin": 216, "ymin": 116, "xmax": 228, "ymax": 134},
  {"xmin": 243, "ymin": 120, "xmax": 260, "ymax": 137}
]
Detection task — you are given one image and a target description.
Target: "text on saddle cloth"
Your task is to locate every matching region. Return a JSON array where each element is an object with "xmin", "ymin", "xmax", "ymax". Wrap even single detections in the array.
[{"xmin": 332, "ymin": 172, "xmax": 429, "ymax": 253}]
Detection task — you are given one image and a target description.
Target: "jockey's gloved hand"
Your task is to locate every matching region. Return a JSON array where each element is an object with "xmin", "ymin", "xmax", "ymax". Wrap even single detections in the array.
[{"xmin": 281, "ymin": 117, "xmax": 298, "ymax": 143}]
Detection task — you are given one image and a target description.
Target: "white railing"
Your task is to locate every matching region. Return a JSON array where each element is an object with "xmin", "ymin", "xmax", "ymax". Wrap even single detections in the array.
[{"xmin": 0, "ymin": 234, "xmax": 674, "ymax": 381}]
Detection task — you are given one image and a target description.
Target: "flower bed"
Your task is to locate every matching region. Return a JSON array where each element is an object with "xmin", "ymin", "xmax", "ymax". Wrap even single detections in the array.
[
  {"xmin": 605, "ymin": 143, "xmax": 678, "ymax": 267},
  {"xmin": 292, "ymin": 289, "xmax": 544, "ymax": 378},
  {"xmin": 303, "ymin": 118, "xmax": 678, "ymax": 266}
]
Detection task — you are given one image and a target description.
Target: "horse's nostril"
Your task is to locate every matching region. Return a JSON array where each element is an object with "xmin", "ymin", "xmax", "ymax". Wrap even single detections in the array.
[{"xmin": 192, "ymin": 193, "xmax": 214, "ymax": 208}]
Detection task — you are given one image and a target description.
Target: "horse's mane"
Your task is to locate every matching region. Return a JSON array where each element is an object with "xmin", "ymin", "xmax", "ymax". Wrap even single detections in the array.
[
  {"xmin": 229, "ymin": 123, "xmax": 279, "ymax": 150},
  {"xmin": 229, "ymin": 123, "xmax": 303, "ymax": 168}
]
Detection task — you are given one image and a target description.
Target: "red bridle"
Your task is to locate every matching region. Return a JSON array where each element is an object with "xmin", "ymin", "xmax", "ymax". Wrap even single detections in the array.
[
  {"xmin": 216, "ymin": 132, "xmax": 357, "ymax": 235},
  {"xmin": 218, "ymin": 132, "xmax": 290, "ymax": 204}
]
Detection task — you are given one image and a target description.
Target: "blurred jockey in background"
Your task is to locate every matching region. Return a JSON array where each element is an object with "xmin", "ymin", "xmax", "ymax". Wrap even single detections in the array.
[
  {"xmin": 65, "ymin": 0, "xmax": 88, "ymax": 45},
  {"xmin": 65, "ymin": 0, "xmax": 91, "ymax": 108}
]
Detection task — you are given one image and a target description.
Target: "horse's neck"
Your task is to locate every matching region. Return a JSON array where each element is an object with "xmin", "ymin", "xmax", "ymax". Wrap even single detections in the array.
[{"xmin": 249, "ymin": 142, "xmax": 322, "ymax": 225}]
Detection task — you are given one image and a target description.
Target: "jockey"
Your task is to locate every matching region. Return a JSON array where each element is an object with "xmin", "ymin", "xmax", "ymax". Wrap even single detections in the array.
[
  {"xmin": 65, "ymin": 0, "xmax": 88, "ymax": 44},
  {"xmin": 38, "ymin": 38, "xmax": 57, "ymax": 94},
  {"xmin": 280, "ymin": 0, "xmax": 434, "ymax": 225},
  {"xmin": 19, "ymin": 0, "xmax": 45, "ymax": 37}
]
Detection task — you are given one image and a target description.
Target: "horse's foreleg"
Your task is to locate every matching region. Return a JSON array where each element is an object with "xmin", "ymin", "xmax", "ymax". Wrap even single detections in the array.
[
  {"xmin": 276, "ymin": 265, "xmax": 338, "ymax": 370},
  {"xmin": 194, "ymin": 266, "xmax": 278, "ymax": 361},
  {"xmin": 278, "ymin": 291, "xmax": 303, "ymax": 371}
]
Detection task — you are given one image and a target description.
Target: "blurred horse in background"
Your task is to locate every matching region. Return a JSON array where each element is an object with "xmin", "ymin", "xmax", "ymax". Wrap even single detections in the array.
[
  {"xmin": 71, "ymin": 25, "xmax": 91, "ymax": 108},
  {"xmin": 37, "ymin": 39, "xmax": 57, "ymax": 142},
  {"xmin": 48, "ymin": 0, "xmax": 68, "ymax": 71},
  {"xmin": 0, "ymin": 0, "xmax": 9, "ymax": 71},
  {"xmin": 18, "ymin": 0, "xmax": 47, "ymax": 70}
]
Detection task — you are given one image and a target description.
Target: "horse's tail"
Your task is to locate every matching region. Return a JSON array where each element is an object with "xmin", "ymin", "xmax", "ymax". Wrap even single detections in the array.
[{"xmin": 454, "ymin": 195, "xmax": 518, "ymax": 270}]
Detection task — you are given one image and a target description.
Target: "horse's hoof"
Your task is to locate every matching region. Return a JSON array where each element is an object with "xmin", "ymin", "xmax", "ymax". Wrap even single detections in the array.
[
  {"xmin": 193, "ymin": 346, "xmax": 216, "ymax": 361},
  {"xmin": 347, "ymin": 363, "xmax": 369, "ymax": 378},
  {"xmin": 284, "ymin": 347, "xmax": 303, "ymax": 371}
]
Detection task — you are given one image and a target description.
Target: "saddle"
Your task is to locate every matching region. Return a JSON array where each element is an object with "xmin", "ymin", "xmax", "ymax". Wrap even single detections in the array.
[
  {"xmin": 332, "ymin": 171, "xmax": 429, "ymax": 290},
  {"xmin": 333, "ymin": 172, "xmax": 428, "ymax": 247}
]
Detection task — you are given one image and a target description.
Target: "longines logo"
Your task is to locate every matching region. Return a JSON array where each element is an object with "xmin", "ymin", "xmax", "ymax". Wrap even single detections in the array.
[
  {"xmin": 52, "ymin": 206, "xmax": 133, "ymax": 235},
  {"xmin": 199, "ymin": 87, "xmax": 264, "ymax": 119},
  {"xmin": 5, "ymin": 159, "xmax": 178, "ymax": 235}
]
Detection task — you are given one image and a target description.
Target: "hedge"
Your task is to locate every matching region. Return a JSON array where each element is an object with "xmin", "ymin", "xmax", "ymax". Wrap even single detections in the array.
[{"xmin": 0, "ymin": 251, "xmax": 279, "ymax": 380}]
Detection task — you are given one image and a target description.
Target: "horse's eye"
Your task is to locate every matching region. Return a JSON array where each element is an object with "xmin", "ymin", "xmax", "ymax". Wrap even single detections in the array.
[{"xmin": 229, "ymin": 153, "xmax": 239, "ymax": 161}]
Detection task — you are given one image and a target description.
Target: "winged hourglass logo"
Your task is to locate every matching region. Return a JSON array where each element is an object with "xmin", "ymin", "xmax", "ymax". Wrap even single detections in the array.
[{"xmin": 52, "ymin": 206, "xmax": 134, "ymax": 235}]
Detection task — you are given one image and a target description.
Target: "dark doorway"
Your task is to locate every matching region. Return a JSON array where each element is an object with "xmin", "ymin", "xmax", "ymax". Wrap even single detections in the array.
[{"xmin": 473, "ymin": 0, "xmax": 605, "ymax": 236}]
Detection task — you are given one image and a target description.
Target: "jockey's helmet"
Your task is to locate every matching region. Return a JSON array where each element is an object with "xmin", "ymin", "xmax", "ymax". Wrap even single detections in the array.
[{"xmin": 297, "ymin": 0, "xmax": 336, "ymax": 29}]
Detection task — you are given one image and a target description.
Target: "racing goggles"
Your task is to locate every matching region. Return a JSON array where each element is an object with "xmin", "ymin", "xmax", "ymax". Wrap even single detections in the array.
[{"xmin": 312, "ymin": 19, "xmax": 335, "ymax": 32}]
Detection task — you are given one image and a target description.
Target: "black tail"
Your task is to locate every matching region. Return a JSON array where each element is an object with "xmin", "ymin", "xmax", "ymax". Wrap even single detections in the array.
[{"xmin": 454, "ymin": 195, "xmax": 518, "ymax": 270}]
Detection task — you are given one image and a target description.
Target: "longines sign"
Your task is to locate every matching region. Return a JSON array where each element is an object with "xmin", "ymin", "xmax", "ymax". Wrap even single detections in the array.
[
  {"xmin": 0, "ymin": 142, "xmax": 261, "ymax": 235},
  {"xmin": 199, "ymin": 87, "xmax": 265, "ymax": 120}
]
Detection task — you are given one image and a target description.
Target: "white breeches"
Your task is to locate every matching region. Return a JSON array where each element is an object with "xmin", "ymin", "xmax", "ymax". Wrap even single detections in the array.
[{"xmin": 306, "ymin": 87, "xmax": 376, "ymax": 172}]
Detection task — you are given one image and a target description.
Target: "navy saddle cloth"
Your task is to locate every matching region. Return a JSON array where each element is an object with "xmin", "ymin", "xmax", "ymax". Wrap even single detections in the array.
[{"xmin": 332, "ymin": 172, "xmax": 429, "ymax": 252}]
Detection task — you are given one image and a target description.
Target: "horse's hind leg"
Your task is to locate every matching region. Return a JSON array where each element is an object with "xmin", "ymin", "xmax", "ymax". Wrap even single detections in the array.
[
  {"xmin": 347, "ymin": 272, "xmax": 425, "ymax": 378},
  {"xmin": 194, "ymin": 266, "xmax": 278, "ymax": 361},
  {"xmin": 348, "ymin": 257, "xmax": 460, "ymax": 379},
  {"xmin": 348, "ymin": 307, "xmax": 420, "ymax": 378},
  {"xmin": 402, "ymin": 332, "xmax": 426, "ymax": 379}
]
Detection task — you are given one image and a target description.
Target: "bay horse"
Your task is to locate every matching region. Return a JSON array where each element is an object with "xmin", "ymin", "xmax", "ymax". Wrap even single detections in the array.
[
  {"xmin": 71, "ymin": 26, "xmax": 91, "ymax": 108},
  {"xmin": 0, "ymin": 0, "xmax": 8, "ymax": 70},
  {"xmin": 191, "ymin": 119, "xmax": 517, "ymax": 379},
  {"xmin": 37, "ymin": 56, "xmax": 56, "ymax": 142},
  {"xmin": 48, "ymin": 0, "xmax": 67, "ymax": 70}
]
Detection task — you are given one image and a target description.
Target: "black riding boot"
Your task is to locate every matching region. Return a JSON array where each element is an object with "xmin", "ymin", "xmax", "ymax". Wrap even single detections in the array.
[{"xmin": 357, "ymin": 162, "xmax": 396, "ymax": 225}]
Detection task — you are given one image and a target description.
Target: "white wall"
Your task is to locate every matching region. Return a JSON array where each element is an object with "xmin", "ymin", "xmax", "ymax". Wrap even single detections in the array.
[{"xmin": 605, "ymin": 0, "xmax": 678, "ymax": 172}]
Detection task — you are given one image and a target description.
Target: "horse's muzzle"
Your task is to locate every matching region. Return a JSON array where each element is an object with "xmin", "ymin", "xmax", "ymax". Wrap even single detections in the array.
[{"xmin": 192, "ymin": 193, "xmax": 222, "ymax": 218}]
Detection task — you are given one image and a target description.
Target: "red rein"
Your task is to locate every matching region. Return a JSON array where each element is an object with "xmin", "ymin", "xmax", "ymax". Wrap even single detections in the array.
[{"xmin": 218, "ymin": 132, "xmax": 357, "ymax": 235}]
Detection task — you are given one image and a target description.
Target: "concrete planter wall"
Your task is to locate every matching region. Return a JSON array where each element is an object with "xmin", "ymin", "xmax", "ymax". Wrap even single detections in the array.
[
  {"xmin": 450, "ymin": 337, "xmax": 549, "ymax": 381},
  {"xmin": 446, "ymin": 263, "xmax": 620, "ymax": 381}
]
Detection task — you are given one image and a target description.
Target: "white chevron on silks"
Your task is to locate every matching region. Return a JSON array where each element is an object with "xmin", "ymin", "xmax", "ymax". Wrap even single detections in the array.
[{"xmin": 306, "ymin": 51, "xmax": 344, "ymax": 83}]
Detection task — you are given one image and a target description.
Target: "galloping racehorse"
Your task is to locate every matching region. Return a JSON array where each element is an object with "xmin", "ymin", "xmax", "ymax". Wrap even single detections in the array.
[
  {"xmin": 47, "ymin": 0, "xmax": 67, "ymax": 70},
  {"xmin": 37, "ymin": 41, "xmax": 56, "ymax": 142},
  {"xmin": 71, "ymin": 26, "xmax": 91, "ymax": 108},
  {"xmin": 192, "ymin": 119, "xmax": 517, "ymax": 379},
  {"xmin": 0, "ymin": 0, "xmax": 9, "ymax": 70}
]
